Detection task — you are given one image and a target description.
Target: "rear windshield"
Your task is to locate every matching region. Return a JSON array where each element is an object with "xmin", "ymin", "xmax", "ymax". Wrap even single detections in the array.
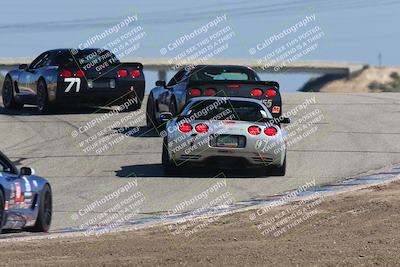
[
  {"xmin": 54, "ymin": 49, "xmax": 119, "ymax": 68},
  {"xmin": 189, "ymin": 66, "xmax": 259, "ymax": 81},
  {"xmin": 182, "ymin": 100, "xmax": 264, "ymax": 122}
]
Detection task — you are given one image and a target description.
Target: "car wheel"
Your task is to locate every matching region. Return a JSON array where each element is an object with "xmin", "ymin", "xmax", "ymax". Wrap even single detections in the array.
[
  {"xmin": 30, "ymin": 184, "xmax": 52, "ymax": 232},
  {"xmin": 146, "ymin": 94, "xmax": 157, "ymax": 128},
  {"xmin": 0, "ymin": 189, "xmax": 5, "ymax": 233},
  {"xmin": 124, "ymin": 96, "xmax": 141, "ymax": 112},
  {"xmin": 36, "ymin": 80, "xmax": 51, "ymax": 114},
  {"xmin": 2, "ymin": 76, "xmax": 23, "ymax": 110},
  {"xmin": 162, "ymin": 138, "xmax": 179, "ymax": 175},
  {"xmin": 265, "ymin": 156, "xmax": 286, "ymax": 176}
]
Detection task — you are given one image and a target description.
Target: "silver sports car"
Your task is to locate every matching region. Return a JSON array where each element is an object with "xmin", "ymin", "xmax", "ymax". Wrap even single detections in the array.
[{"xmin": 161, "ymin": 97, "xmax": 290, "ymax": 176}]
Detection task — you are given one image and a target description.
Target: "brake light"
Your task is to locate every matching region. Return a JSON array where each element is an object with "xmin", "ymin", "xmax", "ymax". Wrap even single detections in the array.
[
  {"xmin": 179, "ymin": 123, "xmax": 192, "ymax": 133},
  {"xmin": 204, "ymin": 88, "xmax": 216, "ymax": 96},
  {"xmin": 117, "ymin": 69, "xmax": 128, "ymax": 78},
  {"xmin": 266, "ymin": 89, "xmax": 277, "ymax": 98},
  {"xmin": 264, "ymin": 127, "xmax": 277, "ymax": 136},
  {"xmin": 60, "ymin": 70, "xmax": 72, "ymax": 78},
  {"xmin": 222, "ymin": 121, "xmax": 235, "ymax": 124},
  {"xmin": 250, "ymin": 88, "xmax": 263, "ymax": 97},
  {"xmin": 248, "ymin": 126, "xmax": 261, "ymax": 135},
  {"xmin": 227, "ymin": 84, "xmax": 240, "ymax": 88},
  {"xmin": 189, "ymin": 88, "xmax": 202, "ymax": 97},
  {"xmin": 75, "ymin": 70, "xmax": 85, "ymax": 78},
  {"xmin": 195, "ymin": 123, "xmax": 208, "ymax": 133},
  {"xmin": 130, "ymin": 69, "xmax": 141, "ymax": 78}
]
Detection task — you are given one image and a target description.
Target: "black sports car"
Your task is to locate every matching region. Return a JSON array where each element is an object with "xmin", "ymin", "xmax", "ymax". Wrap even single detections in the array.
[
  {"xmin": 146, "ymin": 65, "xmax": 282, "ymax": 127},
  {"xmin": 0, "ymin": 151, "xmax": 52, "ymax": 233},
  {"xmin": 2, "ymin": 48, "xmax": 145, "ymax": 113}
]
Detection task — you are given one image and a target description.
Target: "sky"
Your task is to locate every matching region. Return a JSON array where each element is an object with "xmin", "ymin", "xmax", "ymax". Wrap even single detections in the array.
[{"xmin": 0, "ymin": 0, "xmax": 399, "ymax": 92}]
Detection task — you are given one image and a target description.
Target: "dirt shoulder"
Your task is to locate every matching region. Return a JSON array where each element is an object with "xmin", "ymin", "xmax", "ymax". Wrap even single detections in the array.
[
  {"xmin": 300, "ymin": 66, "xmax": 400, "ymax": 92},
  {"xmin": 1, "ymin": 181, "xmax": 400, "ymax": 266}
]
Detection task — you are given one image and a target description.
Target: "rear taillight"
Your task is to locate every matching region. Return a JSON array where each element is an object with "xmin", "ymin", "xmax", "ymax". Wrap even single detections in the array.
[
  {"xmin": 204, "ymin": 88, "xmax": 216, "ymax": 96},
  {"xmin": 250, "ymin": 88, "xmax": 263, "ymax": 97},
  {"xmin": 117, "ymin": 69, "xmax": 128, "ymax": 78},
  {"xmin": 60, "ymin": 70, "xmax": 72, "ymax": 78},
  {"xmin": 130, "ymin": 69, "xmax": 141, "ymax": 78},
  {"xmin": 266, "ymin": 89, "xmax": 277, "ymax": 98},
  {"xmin": 227, "ymin": 84, "xmax": 240, "ymax": 88},
  {"xmin": 189, "ymin": 88, "xmax": 202, "ymax": 97},
  {"xmin": 179, "ymin": 123, "xmax": 192, "ymax": 133},
  {"xmin": 195, "ymin": 123, "xmax": 208, "ymax": 133},
  {"xmin": 222, "ymin": 121, "xmax": 235, "ymax": 124},
  {"xmin": 248, "ymin": 126, "xmax": 261, "ymax": 135},
  {"xmin": 272, "ymin": 106, "xmax": 280, "ymax": 114},
  {"xmin": 264, "ymin": 127, "xmax": 277, "ymax": 136},
  {"xmin": 75, "ymin": 70, "xmax": 85, "ymax": 78}
]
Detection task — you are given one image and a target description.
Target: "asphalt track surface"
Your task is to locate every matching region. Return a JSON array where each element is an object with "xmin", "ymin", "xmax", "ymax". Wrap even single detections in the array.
[{"xmin": 0, "ymin": 93, "xmax": 399, "ymax": 231}]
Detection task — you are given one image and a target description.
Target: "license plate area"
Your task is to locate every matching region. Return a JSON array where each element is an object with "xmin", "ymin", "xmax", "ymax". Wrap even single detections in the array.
[
  {"xmin": 210, "ymin": 134, "xmax": 246, "ymax": 148},
  {"xmin": 87, "ymin": 79, "xmax": 115, "ymax": 89}
]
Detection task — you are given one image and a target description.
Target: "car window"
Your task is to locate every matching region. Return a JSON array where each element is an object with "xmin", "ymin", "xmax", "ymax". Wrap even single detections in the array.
[
  {"xmin": 0, "ymin": 159, "xmax": 12, "ymax": 173},
  {"xmin": 168, "ymin": 69, "xmax": 186, "ymax": 86},
  {"xmin": 54, "ymin": 49, "xmax": 119, "ymax": 68},
  {"xmin": 182, "ymin": 100, "xmax": 264, "ymax": 122},
  {"xmin": 29, "ymin": 52, "xmax": 50, "ymax": 69},
  {"xmin": 189, "ymin": 66, "xmax": 259, "ymax": 81}
]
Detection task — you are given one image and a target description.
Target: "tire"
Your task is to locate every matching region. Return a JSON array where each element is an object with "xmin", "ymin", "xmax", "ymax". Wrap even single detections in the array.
[
  {"xmin": 162, "ymin": 138, "xmax": 179, "ymax": 175},
  {"xmin": 124, "ymin": 96, "xmax": 141, "ymax": 112},
  {"xmin": 2, "ymin": 75, "xmax": 23, "ymax": 109},
  {"xmin": 265, "ymin": 156, "xmax": 286, "ymax": 176},
  {"xmin": 36, "ymin": 79, "xmax": 51, "ymax": 114},
  {"xmin": 30, "ymin": 184, "xmax": 52, "ymax": 232},
  {"xmin": 146, "ymin": 94, "xmax": 157, "ymax": 128},
  {"xmin": 0, "ymin": 189, "xmax": 5, "ymax": 233}
]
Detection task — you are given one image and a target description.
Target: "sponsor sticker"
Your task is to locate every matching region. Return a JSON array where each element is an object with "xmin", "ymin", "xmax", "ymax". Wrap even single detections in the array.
[{"xmin": 15, "ymin": 183, "xmax": 24, "ymax": 203}]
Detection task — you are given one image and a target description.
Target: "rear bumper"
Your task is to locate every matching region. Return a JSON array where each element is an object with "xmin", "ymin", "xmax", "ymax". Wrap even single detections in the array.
[
  {"xmin": 51, "ymin": 82, "xmax": 145, "ymax": 106},
  {"xmin": 169, "ymin": 142, "xmax": 285, "ymax": 168}
]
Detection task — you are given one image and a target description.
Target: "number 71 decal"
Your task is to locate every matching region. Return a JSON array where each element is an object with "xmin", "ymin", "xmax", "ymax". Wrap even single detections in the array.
[{"xmin": 64, "ymin": 78, "xmax": 81, "ymax": 93}]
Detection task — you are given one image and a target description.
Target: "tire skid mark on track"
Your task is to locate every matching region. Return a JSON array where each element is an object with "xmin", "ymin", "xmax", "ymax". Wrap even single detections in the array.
[{"xmin": 1, "ymin": 163, "xmax": 399, "ymax": 242}]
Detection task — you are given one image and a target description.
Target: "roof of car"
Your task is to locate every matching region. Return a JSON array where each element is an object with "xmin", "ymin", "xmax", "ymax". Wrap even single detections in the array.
[
  {"xmin": 192, "ymin": 64, "xmax": 254, "ymax": 70},
  {"xmin": 46, "ymin": 48, "xmax": 104, "ymax": 53}
]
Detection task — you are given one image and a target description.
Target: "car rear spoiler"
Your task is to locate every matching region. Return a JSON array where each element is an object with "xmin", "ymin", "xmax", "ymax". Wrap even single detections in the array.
[
  {"xmin": 121, "ymin": 62, "xmax": 144, "ymax": 70},
  {"xmin": 187, "ymin": 80, "xmax": 280, "ymax": 90}
]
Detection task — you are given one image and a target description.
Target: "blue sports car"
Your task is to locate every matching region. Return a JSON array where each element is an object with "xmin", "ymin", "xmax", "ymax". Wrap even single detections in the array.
[{"xmin": 0, "ymin": 151, "xmax": 52, "ymax": 233}]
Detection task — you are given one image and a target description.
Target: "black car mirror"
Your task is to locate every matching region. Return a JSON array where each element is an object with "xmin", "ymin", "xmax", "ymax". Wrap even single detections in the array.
[
  {"xmin": 20, "ymin": 167, "xmax": 35, "ymax": 176},
  {"xmin": 155, "ymin": 80, "xmax": 167, "ymax": 87},
  {"xmin": 19, "ymin": 64, "xmax": 28, "ymax": 70}
]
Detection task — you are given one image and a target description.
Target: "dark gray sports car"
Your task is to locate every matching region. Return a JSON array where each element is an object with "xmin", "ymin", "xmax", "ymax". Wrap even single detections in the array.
[
  {"xmin": 2, "ymin": 48, "xmax": 145, "ymax": 113},
  {"xmin": 0, "ymin": 151, "xmax": 52, "ymax": 233}
]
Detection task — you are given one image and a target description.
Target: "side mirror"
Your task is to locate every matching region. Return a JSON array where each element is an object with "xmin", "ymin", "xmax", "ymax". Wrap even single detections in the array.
[
  {"xmin": 156, "ymin": 80, "xmax": 167, "ymax": 87},
  {"xmin": 159, "ymin": 112, "xmax": 173, "ymax": 122},
  {"xmin": 280, "ymin": 117, "xmax": 290, "ymax": 124},
  {"xmin": 19, "ymin": 64, "xmax": 28, "ymax": 70},
  {"xmin": 20, "ymin": 167, "xmax": 35, "ymax": 176}
]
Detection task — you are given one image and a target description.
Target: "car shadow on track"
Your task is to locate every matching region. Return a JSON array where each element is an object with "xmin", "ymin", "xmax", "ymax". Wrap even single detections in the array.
[
  {"xmin": 115, "ymin": 164, "xmax": 268, "ymax": 178},
  {"xmin": 0, "ymin": 105, "xmax": 138, "ymax": 116},
  {"xmin": 113, "ymin": 126, "xmax": 162, "ymax": 138}
]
